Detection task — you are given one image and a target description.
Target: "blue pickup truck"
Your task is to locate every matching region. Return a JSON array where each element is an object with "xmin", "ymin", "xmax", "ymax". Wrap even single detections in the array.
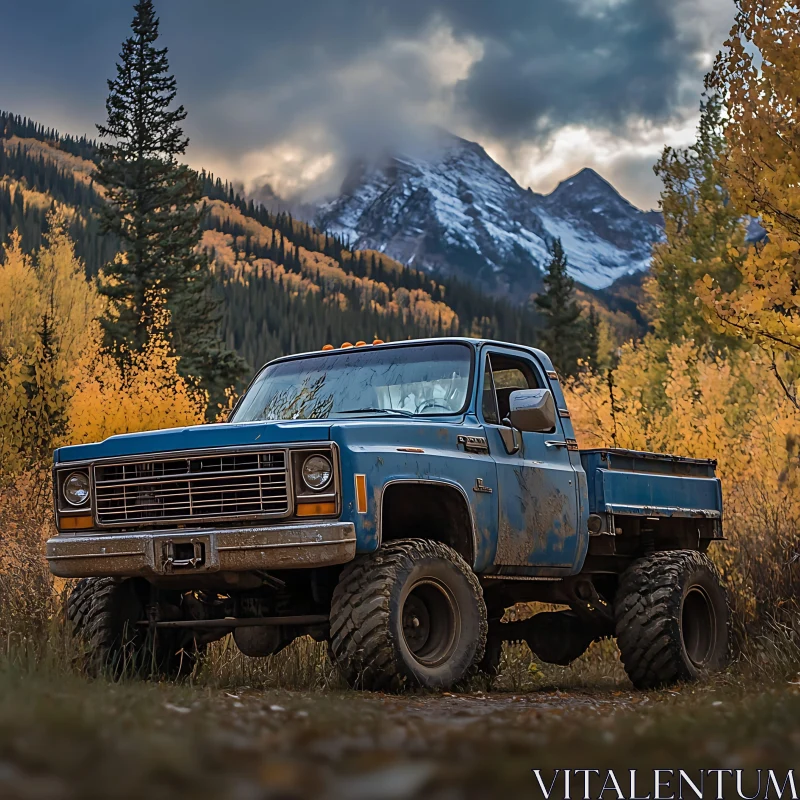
[{"xmin": 49, "ymin": 337, "xmax": 729, "ymax": 690}]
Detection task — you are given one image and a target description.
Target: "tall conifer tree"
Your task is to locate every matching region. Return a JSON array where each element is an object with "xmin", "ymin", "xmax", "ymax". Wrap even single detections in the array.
[
  {"xmin": 534, "ymin": 238, "xmax": 584, "ymax": 376},
  {"xmin": 95, "ymin": 0, "xmax": 244, "ymax": 405}
]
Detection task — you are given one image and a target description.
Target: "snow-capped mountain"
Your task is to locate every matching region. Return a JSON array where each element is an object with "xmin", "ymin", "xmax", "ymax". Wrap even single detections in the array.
[{"xmin": 315, "ymin": 133, "xmax": 663, "ymax": 293}]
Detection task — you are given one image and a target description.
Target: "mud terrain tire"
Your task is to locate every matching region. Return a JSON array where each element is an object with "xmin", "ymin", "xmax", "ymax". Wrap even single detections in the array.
[
  {"xmin": 615, "ymin": 550, "xmax": 731, "ymax": 689},
  {"xmin": 67, "ymin": 577, "xmax": 203, "ymax": 679},
  {"xmin": 329, "ymin": 539, "xmax": 487, "ymax": 691}
]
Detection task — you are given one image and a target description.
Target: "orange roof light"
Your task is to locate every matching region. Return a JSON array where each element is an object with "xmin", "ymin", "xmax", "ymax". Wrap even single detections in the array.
[
  {"xmin": 340, "ymin": 342, "xmax": 353, "ymax": 348},
  {"xmin": 355, "ymin": 340, "xmax": 367, "ymax": 347},
  {"xmin": 321, "ymin": 344, "xmax": 334, "ymax": 351},
  {"xmin": 372, "ymin": 339, "xmax": 385, "ymax": 345}
]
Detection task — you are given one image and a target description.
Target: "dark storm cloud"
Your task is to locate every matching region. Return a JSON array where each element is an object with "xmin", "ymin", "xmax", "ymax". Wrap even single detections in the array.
[
  {"xmin": 157, "ymin": 0, "xmax": 704, "ymax": 150},
  {"xmin": 450, "ymin": 1, "xmax": 696, "ymax": 142},
  {"xmin": 0, "ymin": 0, "xmax": 728, "ymax": 202}
]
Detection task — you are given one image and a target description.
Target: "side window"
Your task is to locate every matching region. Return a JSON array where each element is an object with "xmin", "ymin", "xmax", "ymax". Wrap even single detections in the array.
[
  {"xmin": 481, "ymin": 357, "xmax": 500, "ymax": 425},
  {"xmin": 483, "ymin": 354, "xmax": 540, "ymax": 423}
]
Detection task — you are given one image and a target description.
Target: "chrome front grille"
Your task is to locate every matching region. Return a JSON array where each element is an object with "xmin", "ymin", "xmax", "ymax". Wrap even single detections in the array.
[{"xmin": 93, "ymin": 450, "xmax": 289, "ymax": 525}]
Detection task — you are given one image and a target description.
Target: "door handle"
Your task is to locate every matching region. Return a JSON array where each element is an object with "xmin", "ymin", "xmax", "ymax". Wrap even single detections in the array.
[{"xmin": 545, "ymin": 440, "xmax": 568, "ymax": 448}]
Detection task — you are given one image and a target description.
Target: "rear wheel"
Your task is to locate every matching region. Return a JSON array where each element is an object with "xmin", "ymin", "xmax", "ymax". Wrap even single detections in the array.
[
  {"xmin": 67, "ymin": 577, "xmax": 204, "ymax": 679},
  {"xmin": 329, "ymin": 539, "xmax": 487, "ymax": 691},
  {"xmin": 615, "ymin": 550, "xmax": 730, "ymax": 689}
]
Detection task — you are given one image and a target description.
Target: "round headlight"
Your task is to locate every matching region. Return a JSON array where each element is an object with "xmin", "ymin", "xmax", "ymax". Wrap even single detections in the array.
[
  {"xmin": 302, "ymin": 455, "xmax": 332, "ymax": 491},
  {"xmin": 63, "ymin": 471, "xmax": 90, "ymax": 506}
]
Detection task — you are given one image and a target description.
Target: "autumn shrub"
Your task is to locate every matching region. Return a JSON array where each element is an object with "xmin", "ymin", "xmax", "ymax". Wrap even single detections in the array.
[{"xmin": 0, "ymin": 470, "xmax": 63, "ymax": 661}]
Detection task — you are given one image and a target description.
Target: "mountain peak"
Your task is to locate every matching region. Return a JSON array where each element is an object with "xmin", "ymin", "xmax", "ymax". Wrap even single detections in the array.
[
  {"xmin": 316, "ymin": 134, "xmax": 663, "ymax": 293},
  {"xmin": 549, "ymin": 167, "xmax": 622, "ymax": 201}
]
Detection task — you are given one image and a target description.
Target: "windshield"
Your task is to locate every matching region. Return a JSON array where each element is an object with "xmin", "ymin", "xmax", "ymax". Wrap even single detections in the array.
[{"xmin": 231, "ymin": 343, "xmax": 473, "ymax": 422}]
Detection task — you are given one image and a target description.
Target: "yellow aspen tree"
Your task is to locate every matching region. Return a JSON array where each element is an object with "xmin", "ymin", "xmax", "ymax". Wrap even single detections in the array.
[
  {"xmin": 647, "ymin": 96, "xmax": 749, "ymax": 347},
  {"xmin": 34, "ymin": 210, "xmax": 106, "ymax": 393},
  {"xmin": 0, "ymin": 217, "xmax": 103, "ymax": 472},
  {"xmin": 0, "ymin": 231, "xmax": 41, "ymax": 355},
  {"xmin": 703, "ymin": 0, "xmax": 800, "ymax": 403}
]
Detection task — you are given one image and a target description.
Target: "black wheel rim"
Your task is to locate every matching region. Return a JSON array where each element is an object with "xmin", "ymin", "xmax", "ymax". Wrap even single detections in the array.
[
  {"xmin": 681, "ymin": 585, "xmax": 716, "ymax": 667},
  {"xmin": 401, "ymin": 578, "xmax": 459, "ymax": 667}
]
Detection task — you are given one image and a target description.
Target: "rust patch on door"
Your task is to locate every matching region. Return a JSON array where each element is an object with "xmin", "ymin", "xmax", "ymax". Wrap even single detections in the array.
[{"xmin": 494, "ymin": 468, "xmax": 575, "ymax": 566}]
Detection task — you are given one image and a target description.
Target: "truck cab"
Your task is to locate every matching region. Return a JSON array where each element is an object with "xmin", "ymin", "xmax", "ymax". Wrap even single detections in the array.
[{"xmin": 49, "ymin": 338, "xmax": 730, "ymax": 690}]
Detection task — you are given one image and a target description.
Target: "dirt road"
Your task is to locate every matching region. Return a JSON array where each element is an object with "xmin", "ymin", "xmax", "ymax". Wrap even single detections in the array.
[{"xmin": 2, "ymin": 666, "xmax": 797, "ymax": 800}]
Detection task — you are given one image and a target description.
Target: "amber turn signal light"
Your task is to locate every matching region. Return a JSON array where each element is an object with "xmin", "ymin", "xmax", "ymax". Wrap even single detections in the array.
[
  {"xmin": 59, "ymin": 515, "xmax": 93, "ymax": 530},
  {"xmin": 295, "ymin": 501, "xmax": 336, "ymax": 517}
]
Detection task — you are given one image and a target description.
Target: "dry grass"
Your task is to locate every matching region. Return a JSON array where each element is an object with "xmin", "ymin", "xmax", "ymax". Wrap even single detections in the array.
[{"xmin": 201, "ymin": 635, "xmax": 346, "ymax": 691}]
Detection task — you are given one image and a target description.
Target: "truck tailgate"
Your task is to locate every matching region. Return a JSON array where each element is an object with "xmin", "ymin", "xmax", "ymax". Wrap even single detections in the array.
[{"xmin": 580, "ymin": 448, "xmax": 722, "ymax": 519}]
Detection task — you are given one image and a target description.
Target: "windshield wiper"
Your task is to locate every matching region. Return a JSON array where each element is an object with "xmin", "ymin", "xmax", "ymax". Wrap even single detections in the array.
[{"xmin": 337, "ymin": 407, "xmax": 415, "ymax": 417}]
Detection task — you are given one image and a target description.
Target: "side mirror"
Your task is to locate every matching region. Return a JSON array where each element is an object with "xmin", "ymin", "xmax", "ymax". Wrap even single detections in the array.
[{"xmin": 508, "ymin": 389, "xmax": 557, "ymax": 433}]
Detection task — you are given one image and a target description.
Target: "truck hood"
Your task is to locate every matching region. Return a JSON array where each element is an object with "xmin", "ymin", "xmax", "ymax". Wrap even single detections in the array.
[{"xmin": 54, "ymin": 420, "xmax": 333, "ymax": 463}]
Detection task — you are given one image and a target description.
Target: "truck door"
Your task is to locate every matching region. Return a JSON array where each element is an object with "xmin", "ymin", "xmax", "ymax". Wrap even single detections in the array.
[{"xmin": 479, "ymin": 348, "xmax": 580, "ymax": 571}]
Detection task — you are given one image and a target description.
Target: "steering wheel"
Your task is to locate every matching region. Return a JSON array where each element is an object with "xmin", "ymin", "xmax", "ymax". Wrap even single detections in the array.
[{"xmin": 417, "ymin": 399, "xmax": 452, "ymax": 413}]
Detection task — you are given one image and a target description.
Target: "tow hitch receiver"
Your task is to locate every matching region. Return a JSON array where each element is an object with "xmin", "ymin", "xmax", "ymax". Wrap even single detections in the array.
[{"xmin": 159, "ymin": 536, "xmax": 209, "ymax": 572}]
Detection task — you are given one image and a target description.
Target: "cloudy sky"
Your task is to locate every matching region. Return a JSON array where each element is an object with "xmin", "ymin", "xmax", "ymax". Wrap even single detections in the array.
[{"xmin": 1, "ymin": 0, "xmax": 735, "ymax": 209}]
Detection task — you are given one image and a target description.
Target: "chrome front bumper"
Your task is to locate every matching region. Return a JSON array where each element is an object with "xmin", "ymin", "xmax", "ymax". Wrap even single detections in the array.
[{"xmin": 46, "ymin": 521, "xmax": 357, "ymax": 579}]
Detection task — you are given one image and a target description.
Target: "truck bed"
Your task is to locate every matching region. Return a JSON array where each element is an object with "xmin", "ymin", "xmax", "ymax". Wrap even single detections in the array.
[{"xmin": 580, "ymin": 448, "xmax": 722, "ymax": 520}]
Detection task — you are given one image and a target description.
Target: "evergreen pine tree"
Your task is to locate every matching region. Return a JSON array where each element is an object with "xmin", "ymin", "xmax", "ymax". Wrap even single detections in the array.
[
  {"xmin": 95, "ymin": 0, "xmax": 245, "ymax": 406},
  {"xmin": 534, "ymin": 238, "xmax": 583, "ymax": 376}
]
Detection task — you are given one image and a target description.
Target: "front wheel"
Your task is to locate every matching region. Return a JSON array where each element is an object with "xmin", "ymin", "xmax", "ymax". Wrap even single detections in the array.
[
  {"xmin": 329, "ymin": 539, "xmax": 487, "ymax": 691},
  {"xmin": 615, "ymin": 550, "xmax": 731, "ymax": 689},
  {"xmin": 67, "ymin": 577, "xmax": 204, "ymax": 679}
]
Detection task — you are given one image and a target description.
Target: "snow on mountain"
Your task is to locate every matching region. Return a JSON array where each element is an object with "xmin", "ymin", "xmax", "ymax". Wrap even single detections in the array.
[{"xmin": 315, "ymin": 133, "xmax": 663, "ymax": 294}]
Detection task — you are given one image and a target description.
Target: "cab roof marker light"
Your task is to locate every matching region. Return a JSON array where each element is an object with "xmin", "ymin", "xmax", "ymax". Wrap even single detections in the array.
[
  {"xmin": 372, "ymin": 339, "xmax": 385, "ymax": 345},
  {"xmin": 341, "ymin": 342, "xmax": 353, "ymax": 349},
  {"xmin": 355, "ymin": 340, "xmax": 367, "ymax": 347},
  {"xmin": 322, "ymin": 344, "xmax": 334, "ymax": 351}
]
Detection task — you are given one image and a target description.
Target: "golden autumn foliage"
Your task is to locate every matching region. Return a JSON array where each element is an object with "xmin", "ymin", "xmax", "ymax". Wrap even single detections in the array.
[
  {"xmin": 0, "ymin": 176, "xmax": 61, "ymax": 216},
  {"xmin": 702, "ymin": 0, "xmax": 800, "ymax": 393},
  {"xmin": 0, "ymin": 136, "xmax": 98, "ymax": 190},
  {"xmin": 68, "ymin": 295, "xmax": 207, "ymax": 444},
  {"xmin": 0, "ymin": 214, "xmax": 104, "ymax": 471},
  {"xmin": 203, "ymin": 200, "xmax": 458, "ymax": 331},
  {"xmin": 0, "ymin": 216, "xmax": 207, "ymax": 474}
]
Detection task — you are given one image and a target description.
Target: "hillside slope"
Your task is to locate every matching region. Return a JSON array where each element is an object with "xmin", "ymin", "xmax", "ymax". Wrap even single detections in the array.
[{"xmin": 0, "ymin": 111, "xmax": 547, "ymax": 374}]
